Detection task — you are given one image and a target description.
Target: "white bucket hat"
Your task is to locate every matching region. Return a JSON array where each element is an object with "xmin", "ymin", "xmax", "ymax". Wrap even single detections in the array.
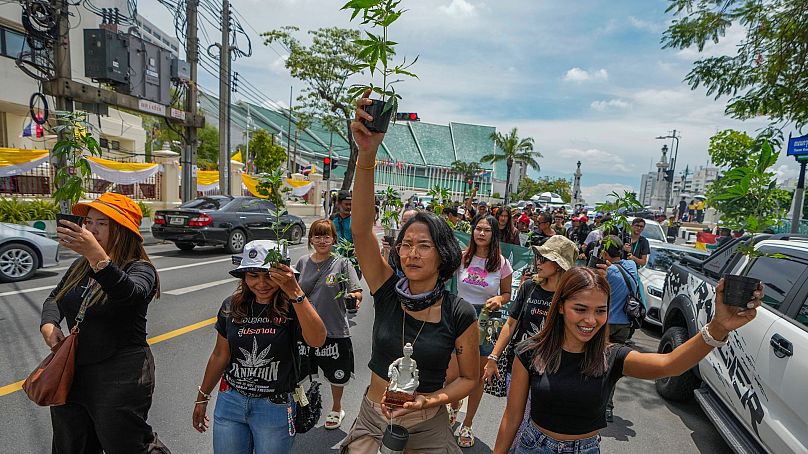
[
  {"xmin": 230, "ymin": 240, "xmax": 299, "ymax": 278},
  {"xmin": 531, "ymin": 235, "xmax": 578, "ymax": 271}
]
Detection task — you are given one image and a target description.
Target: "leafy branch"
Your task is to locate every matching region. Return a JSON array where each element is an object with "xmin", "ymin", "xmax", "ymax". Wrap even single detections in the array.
[
  {"xmin": 595, "ymin": 191, "xmax": 643, "ymax": 251},
  {"xmin": 51, "ymin": 111, "xmax": 103, "ymax": 208}
]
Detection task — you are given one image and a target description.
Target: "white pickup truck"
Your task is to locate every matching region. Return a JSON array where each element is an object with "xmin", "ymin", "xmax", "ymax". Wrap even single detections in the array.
[{"xmin": 656, "ymin": 234, "xmax": 808, "ymax": 453}]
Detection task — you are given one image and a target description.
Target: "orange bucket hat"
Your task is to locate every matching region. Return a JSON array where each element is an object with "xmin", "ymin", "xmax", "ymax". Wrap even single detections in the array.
[{"xmin": 72, "ymin": 193, "xmax": 143, "ymax": 240}]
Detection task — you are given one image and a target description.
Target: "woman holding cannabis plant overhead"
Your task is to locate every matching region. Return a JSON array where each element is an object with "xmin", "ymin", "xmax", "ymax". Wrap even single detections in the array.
[{"xmin": 338, "ymin": 89, "xmax": 479, "ymax": 453}]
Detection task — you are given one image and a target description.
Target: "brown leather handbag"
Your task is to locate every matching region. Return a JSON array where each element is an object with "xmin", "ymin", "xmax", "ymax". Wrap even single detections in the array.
[{"xmin": 23, "ymin": 297, "xmax": 91, "ymax": 406}]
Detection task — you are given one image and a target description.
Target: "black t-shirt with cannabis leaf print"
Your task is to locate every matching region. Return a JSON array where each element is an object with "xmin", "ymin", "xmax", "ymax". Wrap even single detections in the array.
[
  {"xmin": 508, "ymin": 281, "xmax": 555, "ymax": 347},
  {"xmin": 215, "ymin": 297, "xmax": 300, "ymax": 397}
]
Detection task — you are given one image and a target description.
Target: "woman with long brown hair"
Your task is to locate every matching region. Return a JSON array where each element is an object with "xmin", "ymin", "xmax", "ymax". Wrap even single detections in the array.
[
  {"xmin": 40, "ymin": 193, "xmax": 163, "ymax": 452},
  {"xmin": 494, "ymin": 267, "xmax": 762, "ymax": 453},
  {"xmin": 192, "ymin": 240, "xmax": 326, "ymax": 453}
]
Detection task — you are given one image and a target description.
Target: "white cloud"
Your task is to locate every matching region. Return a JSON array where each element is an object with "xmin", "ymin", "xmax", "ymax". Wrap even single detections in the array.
[
  {"xmin": 563, "ymin": 67, "xmax": 609, "ymax": 82},
  {"xmin": 590, "ymin": 99, "xmax": 631, "ymax": 111},
  {"xmin": 439, "ymin": 0, "xmax": 477, "ymax": 18},
  {"xmin": 628, "ymin": 16, "xmax": 660, "ymax": 33},
  {"xmin": 582, "ymin": 183, "xmax": 636, "ymax": 204},
  {"xmin": 557, "ymin": 148, "xmax": 634, "ymax": 174}
]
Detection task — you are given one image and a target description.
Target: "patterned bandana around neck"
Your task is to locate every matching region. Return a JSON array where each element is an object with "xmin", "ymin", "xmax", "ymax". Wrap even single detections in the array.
[{"xmin": 395, "ymin": 277, "xmax": 445, "ymax": 312}]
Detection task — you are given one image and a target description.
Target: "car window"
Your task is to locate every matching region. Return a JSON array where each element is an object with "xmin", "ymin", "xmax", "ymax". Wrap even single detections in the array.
[
  {"xmin": 180, "ymin": 198, "xmax": 221, "ymax": 210},
  {"xmin": 641, "ymin": 224, "xmax": 666, "ymax": 242},
  {"xmin": 744, "ymin": 254, "xmax": 808, "ymax": 312},
  {"xmin": 235, "ymin": 199, "xmax": 267, "ymax": 213},
  {"xmin": 797, "ymin": 301, "xmax": 808, "ymax": 328},
  {"xmin": 646, "ymin": 247, "xmax": 708, "ymax": 272}
]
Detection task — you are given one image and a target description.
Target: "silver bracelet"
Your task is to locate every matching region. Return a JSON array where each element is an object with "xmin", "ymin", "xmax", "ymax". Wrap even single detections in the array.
[
  {"xmin": 700, "ymin": 324, "xmax": 728, "ymax": 348},
  {"xmin": 197, "ymin": 385, "xmax": 211, "ymax": 400},
  {"xmin": 487, "ymin": 354, "xmax": 499, "ymax": 362}
]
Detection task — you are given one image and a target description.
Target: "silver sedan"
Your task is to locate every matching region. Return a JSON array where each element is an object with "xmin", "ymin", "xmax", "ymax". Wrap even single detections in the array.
[{"xmin": 0, "ymin": 222, "xmax": 60, "ymax": 282}]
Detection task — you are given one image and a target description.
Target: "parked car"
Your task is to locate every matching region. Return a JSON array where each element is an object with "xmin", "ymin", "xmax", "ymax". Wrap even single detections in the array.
[
  {"xmin": 0, "ymin": 222, "xmax": 60, "ymax": 282},
  {"xmin": 151, "ymin": 196, "xmax": 306, "ymax": 253},
  {"xmin": 657, "ymin": 234, "xmax": 808, "ymax": 453},
  {"xmin": 639, "ymin": 219, "xmax": 667, "ymax": 243},
  {"xmin": 638, "ymin": 240, "xmax": 709, "ymax": 327}
]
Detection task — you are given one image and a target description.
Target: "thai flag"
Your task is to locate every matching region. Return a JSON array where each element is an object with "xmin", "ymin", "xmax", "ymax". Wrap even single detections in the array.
[
  {"xmin": 302, "ymin": 164, "xmax": 312, "ymax": 175},
  {"xmin": 22, "ymin": 114, "xmax": 44, "ymax": 138}
]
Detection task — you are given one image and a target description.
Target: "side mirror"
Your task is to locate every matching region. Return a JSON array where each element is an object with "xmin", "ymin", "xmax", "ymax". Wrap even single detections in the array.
[
  {"xmin": 667, "ymin": 236, "xmax": 676, "ymax": 243},
  {"xmin": 281, "ymin": 210, "xmax": 289, "ymax": 216}
]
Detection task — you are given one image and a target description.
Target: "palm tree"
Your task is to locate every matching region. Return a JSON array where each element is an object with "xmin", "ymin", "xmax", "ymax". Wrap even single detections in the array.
[
  {"xmin": 483, "ymin": 128, "xmax": 540, "ymax": 206},
  {"xmin": 451, "ymin": 160, "xmax": 483, "ymax": 201}
]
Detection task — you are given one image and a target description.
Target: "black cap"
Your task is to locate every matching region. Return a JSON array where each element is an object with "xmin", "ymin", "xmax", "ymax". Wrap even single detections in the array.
[{"xmin": 337, "ymin": 190, "xmax": 352, "ymax": 201}]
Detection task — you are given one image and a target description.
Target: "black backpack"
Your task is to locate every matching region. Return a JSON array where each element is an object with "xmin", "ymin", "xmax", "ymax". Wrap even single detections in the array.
[{"xmin": 614, "ymin": 262, "xmax": 646, "ymax": 329}]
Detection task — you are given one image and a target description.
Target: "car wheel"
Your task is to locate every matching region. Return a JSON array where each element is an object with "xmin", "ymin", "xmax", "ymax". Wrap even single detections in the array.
[
  {"xmin": 225, "ymin": 229, "xmax": 246, "ymax": 254},
  {"xmin": 0, "ymin": 243, "xmax": 39, "ymax": 283},
  {"xmin": 175, "ymin": 242, "xmax": 196, "ymax": 251},
  {"xmin": 655, "ymin": 326, "xmax": 700, "ymax": 401},
  {"xmin": 287, "ymin": 225, "xmax": 304, "ymax": 245}
]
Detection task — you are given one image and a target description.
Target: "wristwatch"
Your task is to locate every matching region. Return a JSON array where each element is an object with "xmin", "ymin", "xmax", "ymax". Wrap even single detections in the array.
[
  {"xmin": 91, "ymin": 258, "xmax": 111, "ymax": 273},
  {"xmin": 290, "ymin": 292, "xmax": 306, "ymax": 304}
]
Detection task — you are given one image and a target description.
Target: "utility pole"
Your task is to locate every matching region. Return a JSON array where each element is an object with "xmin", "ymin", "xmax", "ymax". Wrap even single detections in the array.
[
  {"xmin": 218, "ymin": 0, "xmax": 231, "ymax": 195},
  {"xmin": 183, "ymin": 0, "xmax": 199, "ymax": 203},
  {"xmin": 286, "ymin": 86, "xmax": 293, "ymax": 173},
  {"xmin": 53, "ymin": 0, "xmax": 73, "ymax": 214},
  {"xmin": 245, "ymin": 102, "xmax": 251, "ymax": 174}
]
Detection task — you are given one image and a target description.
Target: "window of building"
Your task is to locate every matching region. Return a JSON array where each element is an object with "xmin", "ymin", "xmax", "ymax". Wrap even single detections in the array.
[{"xmin": 1, "ymin": 27, "xmax": 29, "ymax": 59}]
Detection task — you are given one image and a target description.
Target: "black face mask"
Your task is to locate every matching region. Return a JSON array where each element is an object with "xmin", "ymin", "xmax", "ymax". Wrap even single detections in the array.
[{"xmin": 394, "ymin": 277, "xmax": 445, "ymax": 312}]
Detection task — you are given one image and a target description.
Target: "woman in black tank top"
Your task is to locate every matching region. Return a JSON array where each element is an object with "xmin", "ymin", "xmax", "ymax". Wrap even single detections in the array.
[
  {"xmin": 494, "ymin": 267, "xmax": 763, "ymax": 453},
  {"xmin": 340, "ymin": 92, "xmax": 480, "ymax": 453}
]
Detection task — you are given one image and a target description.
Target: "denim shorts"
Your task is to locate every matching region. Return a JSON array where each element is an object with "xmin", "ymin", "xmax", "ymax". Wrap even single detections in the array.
[
  {"xmin": 213, "ymin": 387, "xmax": 296, "ymax": 454},
  {"xmin": 515, "ymin": 420, "xmax": 600, "ymax": 454}
]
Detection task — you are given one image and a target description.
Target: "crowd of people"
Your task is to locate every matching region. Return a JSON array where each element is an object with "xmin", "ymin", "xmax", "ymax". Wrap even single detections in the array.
[{"xmin": 36, "ymin": 95, "xmax": 764, "ymax": 454}]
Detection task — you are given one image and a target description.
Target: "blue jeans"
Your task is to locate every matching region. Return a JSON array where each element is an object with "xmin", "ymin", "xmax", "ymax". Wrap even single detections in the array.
[
  {"xmin": 213, "ymin": 388, "xmax": 296, "ymax": 454},
  {"xmin": 515, "ymin": 420, "xmax": 600, "ymax": 454}
]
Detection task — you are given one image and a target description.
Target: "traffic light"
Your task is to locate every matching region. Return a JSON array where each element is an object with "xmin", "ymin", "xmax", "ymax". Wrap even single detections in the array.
[
  {"xmin": 323, "ymin": 157, "xmax": 331, "ymax": 180},
  {"xmin": 395, "ymin": 112, "xmax": 420, "ymax": 122},
  {"xmin": 664, "ymin": 170, "xmax": 674, "ymax": 182}
]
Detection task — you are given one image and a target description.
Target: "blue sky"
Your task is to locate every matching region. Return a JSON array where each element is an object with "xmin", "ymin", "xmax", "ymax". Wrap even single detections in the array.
[{"xmin": 138, "ymin": 0, "xmax": 798, "ymax": 202}]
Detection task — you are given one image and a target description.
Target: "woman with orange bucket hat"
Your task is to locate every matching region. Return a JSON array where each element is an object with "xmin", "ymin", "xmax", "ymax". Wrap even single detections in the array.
[{"xmin": 39, "ymin": 192, "xmax": 167, "ymax": 453}]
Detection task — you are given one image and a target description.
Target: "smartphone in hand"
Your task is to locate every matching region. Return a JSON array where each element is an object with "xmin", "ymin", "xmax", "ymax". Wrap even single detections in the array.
[{"xmin": 55, "ymin": 213, "xmax": 84, "ymax": 229}]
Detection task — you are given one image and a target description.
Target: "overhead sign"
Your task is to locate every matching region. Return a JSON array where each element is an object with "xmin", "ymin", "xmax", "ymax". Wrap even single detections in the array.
[
  {"xmin": 787, "ymin": 135, "xmax": 808, "ymax": 156},
  {"xmin": 138, "ymin": 99, "xmax": 165, "ymax": 116}
]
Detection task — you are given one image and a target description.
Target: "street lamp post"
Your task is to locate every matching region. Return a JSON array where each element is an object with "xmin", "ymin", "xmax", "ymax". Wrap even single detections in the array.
[{"xmin": 656, "ymin": 130, "xmax": 680, "ymax": 216}]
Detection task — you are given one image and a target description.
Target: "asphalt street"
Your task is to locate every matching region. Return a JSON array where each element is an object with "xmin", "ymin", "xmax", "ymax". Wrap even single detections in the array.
[{"xmin": 0, "ymin": 239, "xmax": 731, "ymax": 453}]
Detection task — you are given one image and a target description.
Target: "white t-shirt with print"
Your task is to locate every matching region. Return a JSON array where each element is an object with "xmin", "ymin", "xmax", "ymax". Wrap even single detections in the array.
[{"xmin": 455, "ymin": 254, "xmax": 513, "ymax": 307}]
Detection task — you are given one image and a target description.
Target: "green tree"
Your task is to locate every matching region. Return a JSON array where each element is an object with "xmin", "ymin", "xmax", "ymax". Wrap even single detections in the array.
[
  {"xmin": 251, "ymin": 130, "xmax": 288, "ymax": 174},
  {"xmin": 197, "ymin": 124, "xmax": 220, "ymax": 170},
  {"xmin": 706, "ymin": 133, "xmax": 788, "ymax": 231},
  {"xmin": 514, "ymin": 176, "xmax": 572, "ymax": 203},
  {"xmin": 450, "ymin": 160, "xmax": 482, "ymax": 201},
  {"xmin": 663, "ymin": 0, "xmax": 808, "ymax": 129},
  {"xmin": 483, "ymin": 128, "xmax": 540, "ymax": 206},
  {"xmin": 263, "ymin": 27, "xmax": 363, "ymax": 191}
]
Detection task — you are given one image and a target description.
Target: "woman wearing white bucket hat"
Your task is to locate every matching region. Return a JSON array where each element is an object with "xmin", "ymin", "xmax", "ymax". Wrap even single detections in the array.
[{"xmin": 192, "ymin": 240, "xmax": 326, "ymax": 454}]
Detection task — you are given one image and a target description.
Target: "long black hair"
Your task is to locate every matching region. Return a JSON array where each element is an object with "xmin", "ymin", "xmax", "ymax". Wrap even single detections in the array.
[
  {"xmin": 388, "ymin": 211, "xmax": 462, "ymax": 282},
  {"xmin": 463, "ymin": 215, "xmax": 502, "ymax": 273}
]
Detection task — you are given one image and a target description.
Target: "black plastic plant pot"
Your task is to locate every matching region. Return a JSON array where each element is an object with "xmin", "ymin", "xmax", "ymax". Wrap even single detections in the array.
[
  {"xmin": 587, "ymin": 255, "xmax": 606, "ymax": 269},
  {"xmin": 363, "ymin": 99, "xmax": 394, "ymax": 133},
  {"xmin": 380, "ymin": 424, "xmax": 409, "ymax": 453},
  {"xmin": 55, "ymin": 213, "xmax": 84, "ymax": 228},
  {"xmin": 722, "ymin": 274, "xmax": 760, "ymax": 308}
]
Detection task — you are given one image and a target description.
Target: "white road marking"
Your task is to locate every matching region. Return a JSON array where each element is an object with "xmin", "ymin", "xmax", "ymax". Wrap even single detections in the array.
[
  {"xmin": 163, "ymin": 278, "xmax": 237, "ymax": 295},
  {"xmin": 0, "ymin": 257, "xmax": 235, "ymax": 297}
]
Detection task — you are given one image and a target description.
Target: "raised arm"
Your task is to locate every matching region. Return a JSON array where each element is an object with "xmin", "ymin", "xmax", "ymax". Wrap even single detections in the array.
[
  {"xmin": 623, "ymin": 279, "xmax": 762, "ymax": 380},
  {"xmin": 350, "ymin": 90, "xmax": 394, "ymax": 293},
  {"xmin": 493, "ymin": 355, "xmax": 530, "ymax": 453}
]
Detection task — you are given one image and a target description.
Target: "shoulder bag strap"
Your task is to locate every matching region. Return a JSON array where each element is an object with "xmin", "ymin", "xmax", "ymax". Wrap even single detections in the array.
[
  {"xmin": 614, "ymin": 263, "xmax": 638, "ymax": 299},
  {"xmin": 514, "ymin": 280, "xmax": 535, "ymax": 324}
]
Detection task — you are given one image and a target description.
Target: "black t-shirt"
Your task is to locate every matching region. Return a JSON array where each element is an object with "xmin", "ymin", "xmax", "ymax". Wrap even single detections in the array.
[
  {"xmin": 368, "ymin": 275, "xmax": 477, "ymax": 393},
  {"xmin": 627, "ymin": 236, "xmax": 650, "ymax": 260},
  {"xmin": 40, "ymin": 259, "xmax": 158, "ymax": 366},
  {"xmin": 215, "ymin": 297, "xmax": 300, "ymax": 397},
  {"xmin": 508, "ymin": 281, "xmax": 555, "ymax": 346},
  {"xmin": 517, "ymin": 345, "xmax": 632, "ymax": 435}
]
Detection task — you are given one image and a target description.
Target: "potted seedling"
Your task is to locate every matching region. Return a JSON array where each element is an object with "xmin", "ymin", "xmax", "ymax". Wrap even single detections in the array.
[
  {"xmin": 593, "ymin": 191, "xmax": 643, "ymax": 268},
  {"xmin": 342, "ymin": 0, "xmax": 418, "ymax": 133},
  {"xmin": 426, "ymin": 184, "xmax": 450, "ymax": 215},
  {"xmin": 380, "ymin": 187, "xmax": 403, "ymax": 244},
  {"xmin": 51, "ymin": 111, "xmax": 103, "ymax": 217},
  {"xmin": 254, "ymin": 171, "xmax": 294, "ymax": 267},
  {"xmin": 709, "ymin": 139, "xmax": 786, "ymax": 307}
]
